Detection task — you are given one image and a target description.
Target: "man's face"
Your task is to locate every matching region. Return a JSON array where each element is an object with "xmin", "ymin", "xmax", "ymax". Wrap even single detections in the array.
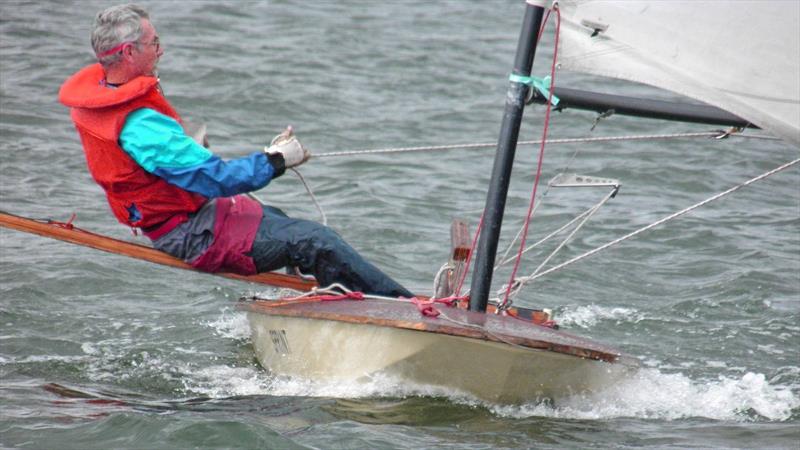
[{"xmin": 131, "ymin": 19, "xmax": 162, "ymax": 77}]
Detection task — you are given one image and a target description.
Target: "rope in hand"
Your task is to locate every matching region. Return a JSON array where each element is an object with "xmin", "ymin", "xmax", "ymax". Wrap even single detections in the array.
[
  {"xmin": 290, "ymin": 167, "xmax": 327, "ymax": 226},
  {"xmin": 312, "ymin": 131, "xmax": 778, "ymax": 159},
  {"xmin": 248, "ymin": 167, "xmax": 327, "ymax": 226}
]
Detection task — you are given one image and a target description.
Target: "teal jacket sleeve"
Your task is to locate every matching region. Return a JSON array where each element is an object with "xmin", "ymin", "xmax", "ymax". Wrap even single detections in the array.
[{"xmin": 119, "ymin": 108, "xmax": 279, "ymax": 198}]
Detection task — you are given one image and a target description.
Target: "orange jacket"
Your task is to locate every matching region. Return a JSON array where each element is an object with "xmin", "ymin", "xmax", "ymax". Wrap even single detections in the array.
[{"xmin": 59, "ymin": 64, "xmax": 206, "ymax": 228}]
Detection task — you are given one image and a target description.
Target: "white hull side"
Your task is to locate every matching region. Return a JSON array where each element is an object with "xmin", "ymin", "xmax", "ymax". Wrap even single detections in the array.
[{"xmin": 248, "ymin": 312, "xmax": 630, "ymax": 404}]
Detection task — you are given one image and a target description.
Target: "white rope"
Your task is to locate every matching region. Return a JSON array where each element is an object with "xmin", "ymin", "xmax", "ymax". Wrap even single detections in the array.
[
  {"xmin": 512, "ymin": 157, "xmax": 800, "ymax": 286},
  {"xmin": 248, "ymin": 168, "xmax": 327, "ymax": 226},
  {"xmin": 527, "ymin": 189, "xmax": 614, "ymax": 279},
  {"xmin": 296, "ymin": 282, "xmax": 354, "ymax": 298},
  {"xmin": 495, "ymin": 193, "xmax": 548, "ymax": 267},
  {"xmin": 290, "ymin": 168, "xmax": 327, "ymax": 226},
  {"xmin": 496, "ymin": 207, "xmax": 591, "ymax": 268},
  {"xmin": 495, "ymin": 181, "xmax": 616, "ymax": 270},
  {"xmin": 431, "ymin": 262, "xmax": 454, "ymax": 299},
  {"xmin": 314, "ymin": 131, "xmax": 779, "ymax": 158},
  {"xmin": 495, "ymin": 147, "xmax": 584, "ymax": 266},
  {"xmin": 267, "ymin": 130, "xmax": 776, "ymax": 233},
  {"xmin": 498, "ymin": 189, "xmax": 615, "ymax": 304}
]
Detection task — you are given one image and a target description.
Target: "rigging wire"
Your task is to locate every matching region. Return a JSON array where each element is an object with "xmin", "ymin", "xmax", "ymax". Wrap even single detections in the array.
[
  {"xmin": 495, "ymin": 190, "xmax": 612, "ymax": 269},
  {"xmin": 494, "ymin": 142, "xmax": 584, "ymax": 268},
  {"xmin": 499, "ymin": 4, "xmax": 562, "ymax": 309},
  {"xmin": 289, "ymin": 129, "xmax": 779, "ymax": 228},
  {"xmin": 509, "ymin": 156, "xmax": 800, "ymax": 289},
  {"xmin": 312, "ymin": 131, "xmax": 778, "ymax": 159},
  {"xmin": 498, "ymin": 188, "xmax": 615, "ymax": 301}
]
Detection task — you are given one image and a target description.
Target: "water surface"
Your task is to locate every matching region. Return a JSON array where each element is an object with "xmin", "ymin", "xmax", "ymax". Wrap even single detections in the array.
[{"xmin": 1, "ymin": 1, "xmax": 798, "ymax": 448}]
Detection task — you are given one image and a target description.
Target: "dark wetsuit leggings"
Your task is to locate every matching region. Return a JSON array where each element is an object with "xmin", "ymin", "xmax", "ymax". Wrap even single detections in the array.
[{"xmin": 247, "ymin": 206, "xmax": 413, "ymax": 298}]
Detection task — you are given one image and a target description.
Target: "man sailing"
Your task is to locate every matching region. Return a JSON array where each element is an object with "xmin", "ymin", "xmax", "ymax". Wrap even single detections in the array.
[{"xmin": 59, "ymin": 3, "xmax": 412, "ymax": 298}]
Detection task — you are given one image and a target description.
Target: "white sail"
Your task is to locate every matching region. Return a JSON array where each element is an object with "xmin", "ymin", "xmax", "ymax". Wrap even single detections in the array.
[{"xmin": 555, "ymin": 0, "xmax": 800, "ymax": 146}]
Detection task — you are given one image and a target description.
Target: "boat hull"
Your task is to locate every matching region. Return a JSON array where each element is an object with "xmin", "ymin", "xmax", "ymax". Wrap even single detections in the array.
[{"xmin": 243, "ymin": 299, "xmax": 634, "ymax": 404}]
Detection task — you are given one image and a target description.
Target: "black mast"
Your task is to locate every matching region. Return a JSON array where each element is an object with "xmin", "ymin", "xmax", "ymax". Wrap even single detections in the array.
[{"xmin": 469, "ymin": 1, "xmax": 547, "ymax": 312}]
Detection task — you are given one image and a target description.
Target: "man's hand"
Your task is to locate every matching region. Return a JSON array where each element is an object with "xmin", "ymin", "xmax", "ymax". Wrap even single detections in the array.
[{"xmin": 264, "ymin": 126, "xmax": 311, "ymax": 168}]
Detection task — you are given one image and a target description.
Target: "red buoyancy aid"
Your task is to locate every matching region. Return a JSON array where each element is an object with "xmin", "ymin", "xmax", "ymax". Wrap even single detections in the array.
[{"xmin": 59, "ymin": 64, "xmax": 207, "ymax": 228}]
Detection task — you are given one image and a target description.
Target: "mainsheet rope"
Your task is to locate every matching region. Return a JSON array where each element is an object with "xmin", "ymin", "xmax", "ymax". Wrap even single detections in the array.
[{"xmin": 312, "ymin": 130, "xmax": 775, "ymax": 159}]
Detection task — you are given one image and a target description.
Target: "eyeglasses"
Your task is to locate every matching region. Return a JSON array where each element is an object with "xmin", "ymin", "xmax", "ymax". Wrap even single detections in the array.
[
  {"xmin": 141, "ymin": 36, "xmax": 160, "ymax": 52},
  {"xmin": 96, "ymin": 36, "xmax": 159, "ymax": 58}
]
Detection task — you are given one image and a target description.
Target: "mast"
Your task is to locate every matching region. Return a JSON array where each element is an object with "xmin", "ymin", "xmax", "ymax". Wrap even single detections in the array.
[{"xmin": 469, "ymin": 0, "xmax": 547, "ymax": 312}]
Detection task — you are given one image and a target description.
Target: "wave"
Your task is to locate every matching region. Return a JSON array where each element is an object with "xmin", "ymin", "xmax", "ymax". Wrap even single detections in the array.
[
  {"xmin": 493, "ymin": 369, "xmax": 799, "ymax": 422},
  {"xmin": 556, "ymin": 303, "xmax": 644, "ymax": 328},
  {"xmin": 194, "ymin": 310, "xmax": 799, "ymax": 422}
]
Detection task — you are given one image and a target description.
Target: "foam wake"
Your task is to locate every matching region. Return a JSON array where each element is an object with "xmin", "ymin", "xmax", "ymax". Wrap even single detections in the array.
[{"xmin": 200, "ymin": 310, "xmax": 798, "ymax": 422}]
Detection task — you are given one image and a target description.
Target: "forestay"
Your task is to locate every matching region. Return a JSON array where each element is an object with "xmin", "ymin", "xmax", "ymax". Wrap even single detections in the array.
[{"xmin": 555, "ymin": 0, "xmax": 800, "ymax": 146}]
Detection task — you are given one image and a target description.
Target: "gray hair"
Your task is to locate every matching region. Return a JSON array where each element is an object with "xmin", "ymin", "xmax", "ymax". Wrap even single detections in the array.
[{"xmin": 91, "ymin": 4, "xmax": 149, "ymax": 67}]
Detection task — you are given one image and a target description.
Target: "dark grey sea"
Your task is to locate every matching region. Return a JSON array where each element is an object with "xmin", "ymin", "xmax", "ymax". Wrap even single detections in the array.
[{"xmin": 1, "ymin": 1, "xmax": 798, "ymax": 448}]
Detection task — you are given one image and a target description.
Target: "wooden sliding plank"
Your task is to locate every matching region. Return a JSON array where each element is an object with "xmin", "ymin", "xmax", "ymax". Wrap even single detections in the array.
[{"xmin": 0, "ymin": 210, "xmax": 316, "ymax": 291}]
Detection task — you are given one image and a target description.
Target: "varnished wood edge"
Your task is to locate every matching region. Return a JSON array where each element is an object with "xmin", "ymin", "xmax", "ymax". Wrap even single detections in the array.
[
  {"xmin": 0, "ymin": 211, "xmax": 317, "ymax": 291},
  {"xmin": 237, "ymin": 299, "xmax": 620, "ymax": 363}
]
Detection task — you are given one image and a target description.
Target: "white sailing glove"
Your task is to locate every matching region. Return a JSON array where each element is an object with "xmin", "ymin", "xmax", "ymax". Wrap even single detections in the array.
[{"xmin": 264, "ymin": 127, "xmax": 311, "ymax": 168}]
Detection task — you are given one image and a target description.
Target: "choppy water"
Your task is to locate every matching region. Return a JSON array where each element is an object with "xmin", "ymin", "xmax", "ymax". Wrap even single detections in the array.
[{"xmin": 1, "ymin": 1, "xmax": 798, "ymax": 448}]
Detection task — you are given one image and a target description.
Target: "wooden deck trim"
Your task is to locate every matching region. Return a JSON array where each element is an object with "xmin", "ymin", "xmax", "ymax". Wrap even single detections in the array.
[
  {"xmin": 0, "ymin": 211, "xmax": 317, "ymax": 291},
  {"xmin": 238, "ymin": 299, "xmax": 620, "ymax": 363}
]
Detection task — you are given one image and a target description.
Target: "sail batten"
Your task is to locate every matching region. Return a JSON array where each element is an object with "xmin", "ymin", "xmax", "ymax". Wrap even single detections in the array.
[{"xmin": 556, "ymin": 0, "xmax": 800, "ymax": 146}]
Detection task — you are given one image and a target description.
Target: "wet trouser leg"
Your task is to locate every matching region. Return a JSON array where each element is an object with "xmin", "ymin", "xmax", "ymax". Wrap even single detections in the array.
[{"xmin": 248, "ymin": 206, "xmax": 414, "ymax": 298}]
